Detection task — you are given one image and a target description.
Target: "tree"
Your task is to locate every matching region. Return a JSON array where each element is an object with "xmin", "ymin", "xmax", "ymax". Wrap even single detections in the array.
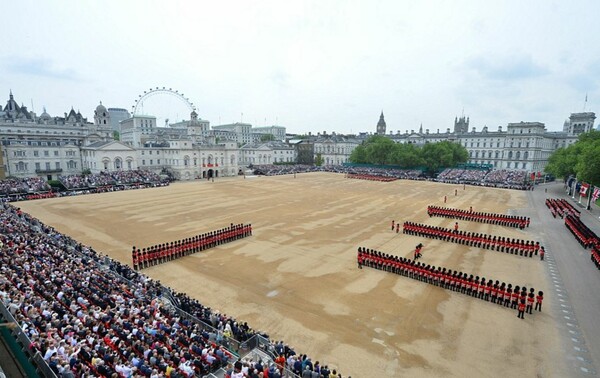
[
  {"xmin": 420, "ymin": 141, "xmax": 468, "ymax": 174},
  {"xmin": 315, "ymin": 153, "xmax": 324, "ymax": 166},
  {"xmin": 546, "ymin": 130, "xmax": 600, "ymax": 183},
  {"xmin": 349, "ymin": 144, "xmax": 367, "ymax": 163},
  {"xmin": 260, "ymin": 134, "xmax": 276, "ymax": 142},
  {"xmin": 389, "ymin": 143, "xmax": 424, "ymax": 168},
  {"xmin": 113, "ymin": 131, "xmax": 120, "ymax": 141}
]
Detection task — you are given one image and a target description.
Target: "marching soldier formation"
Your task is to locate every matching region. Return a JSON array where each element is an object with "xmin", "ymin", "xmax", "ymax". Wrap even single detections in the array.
[
  {"xmin": 403, "ymin": 221, "xmax": 542, "ymax": 258},
  {"xmin": 427, "ymin": 205, "xmax": 530, "ymax": 229},
  {"xmin": 132, "ymin": 223, "xmax": 252, "ymax": 270},
  {"xmin": 357, "ymin": 247, "xmax": 543, "ymax": 318},
  {"xmin": 362, "ymin": 202, "xmax": 548, "ymax": 320}
]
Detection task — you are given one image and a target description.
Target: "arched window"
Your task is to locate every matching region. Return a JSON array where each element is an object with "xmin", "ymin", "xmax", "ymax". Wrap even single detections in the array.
[{"xmin": 114, "ymin": 158, "xmax": 122, "ymax": 170}]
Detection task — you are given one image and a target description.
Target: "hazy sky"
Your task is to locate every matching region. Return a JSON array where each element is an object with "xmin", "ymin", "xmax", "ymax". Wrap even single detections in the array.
[{"xmin": 2, "ymin": 0, "xmax": 600, "ymax": 135}]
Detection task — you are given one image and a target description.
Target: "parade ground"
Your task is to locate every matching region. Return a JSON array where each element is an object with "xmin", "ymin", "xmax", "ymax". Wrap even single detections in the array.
[{"xmin": 17, "ymin": 172, "xmax": 599, "ymax": 377}]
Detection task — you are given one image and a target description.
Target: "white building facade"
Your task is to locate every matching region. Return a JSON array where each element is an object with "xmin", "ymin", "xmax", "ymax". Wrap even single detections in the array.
[{"xmin": 0, "ymin": 92, "xmax": 113, "ymax": 180}]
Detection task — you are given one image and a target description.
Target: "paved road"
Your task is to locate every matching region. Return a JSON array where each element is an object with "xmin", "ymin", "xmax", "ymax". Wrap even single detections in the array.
[{"xmin": 528, "ymin": 182, "xmax": 600, "ymax": 376}]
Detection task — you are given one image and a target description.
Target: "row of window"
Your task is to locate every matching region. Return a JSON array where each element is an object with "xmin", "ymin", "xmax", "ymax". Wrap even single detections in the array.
[
  {"xmin": 314, "ymin": 146, "xmax": 354, "ymax": 154},
  {"xmin": 469, "ymin": 151, "xmax": 532, "ymax": 159},
  {"xmin": 12, "ymin": 150, "xmax": 78, "ymax": 157},
  {"xmin": 13, "ymin": 160, "xmax": 77, "ymax": 172},
  {"xmin": 469, "ymin": 160, "xmax": 528, "ymax": 169}
]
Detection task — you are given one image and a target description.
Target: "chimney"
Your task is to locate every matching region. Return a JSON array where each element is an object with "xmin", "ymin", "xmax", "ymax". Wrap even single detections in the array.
[
  {"xmin": 437, "ymin": 129, "xmax": 440, "ymax": 134},
  {"xmin": 411, "ymin": 130, "xmax": 414, "ymax": 134},
  {"xmin": 472, "ymin": 127, "xmax": 476, "ymax": 132},
  {"xmin": 498, "ymin": 126, "xmax": 502, "ymax": 132},
  {"xmin": 426, "ymin": 129, "xmax": 429, "ymax": 134},
  {"xmin": 446, "ymin": 128, "xmax": 450, "ymax": 133}
]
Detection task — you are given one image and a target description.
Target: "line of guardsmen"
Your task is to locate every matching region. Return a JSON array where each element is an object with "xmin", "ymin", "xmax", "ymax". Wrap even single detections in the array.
[
  {"xmin": 592, "ymin": 245, "xmax": 600, "ymax": 269},
  {"xmin": 403, "ymin": 221, "xmax": 541, "ymax": 257},
  {"xmin": 132, "ymin": 223, "xmax": 252, "ymax": 270},
  {"xmin": 564, "ymin": 214, "xmax": 599, "ymax": 249},
  {"xmin": 357, "ymin": 247, "xmax": 543, "ymax": 317},
  {"xmin": 427, "ymin": 205, "xmax": 530, "ymax": 229}
]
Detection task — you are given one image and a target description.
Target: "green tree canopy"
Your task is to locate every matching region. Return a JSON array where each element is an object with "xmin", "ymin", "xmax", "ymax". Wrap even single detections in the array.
[
  {"xmin": 349, "ymin": 136, "xmax": 468, "ymax": 172},
  {"xmin": 260, "ymin": 134, "xmax": 276, "ymax": 142},
  {"xmin": 546, "ymin": 130, "xmax": 600, "ymax": 183}
]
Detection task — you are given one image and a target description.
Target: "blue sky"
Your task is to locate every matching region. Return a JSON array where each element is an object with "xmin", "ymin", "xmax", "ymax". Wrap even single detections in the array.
[{"xmin": 2, "ymin": 0, "xmax": 599, "ymax": 134}]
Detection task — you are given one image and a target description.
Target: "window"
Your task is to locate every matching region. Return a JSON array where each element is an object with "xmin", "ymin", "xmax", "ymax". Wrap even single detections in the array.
[
  {"xmin": 35, "ymin": 162, "xmax": 40, "ymax": 170},
  {"xmin": 46, "ymin": 162, "xmax": 51, "ymax": 170},
  {"xmin": 522, "ymin": 163, "xmax": 527, "ymax": 169},
  {"xmin": 44, "ymin": 150, "xmax": 49, "ymax": 157},
  {"xmin": 142, "ymin": 160, "xmax": 146, "ymax": 165},
  {"xmin": 55, "ymin": 162, "xmax": 61, "ymax": 169},
  {"xmin": 54, "ymin": 150, "xmax": 59, "ymax": 156}
]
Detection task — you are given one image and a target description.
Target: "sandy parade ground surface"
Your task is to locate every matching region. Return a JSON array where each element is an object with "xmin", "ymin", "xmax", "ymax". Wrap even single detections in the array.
[{"xmin": 17, "ymin": 172, "xmax": 570, "ymax": 378}]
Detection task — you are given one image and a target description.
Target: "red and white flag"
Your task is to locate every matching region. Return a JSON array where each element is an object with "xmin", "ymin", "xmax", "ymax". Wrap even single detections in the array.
[
  {"xmin": 592, "ymin": 187, "xmax": 600, "ymax": 202},
  {"xmin": 580, "ymin": 182, "xmax": 590, "ymax": 197}
]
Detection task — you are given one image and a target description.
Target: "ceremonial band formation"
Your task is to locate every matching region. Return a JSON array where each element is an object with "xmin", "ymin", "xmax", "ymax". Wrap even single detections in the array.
[
  {"xmin": 132, "ymin": 223, "xmax": 252, "ymax": 270},
  {"xmin": 359, "ymin": 197, "xmax": 545, "ymax": 319}
]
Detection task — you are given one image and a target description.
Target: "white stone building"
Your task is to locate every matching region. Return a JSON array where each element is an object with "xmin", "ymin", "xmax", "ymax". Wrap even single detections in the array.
[
  {"xmin": 251, "ymin": 125, "xmax": 287, "ymax": 141},
  {"xmin": 313, "ymin": 135, "xmax": 360, "ymax": 166},
  {"xmin": 0, "ymin": 92, "xmax": 113, "ymax": 180},
  {"xmin": 239, "ymin": 141, "xmax": 296, "ymax": 165}
]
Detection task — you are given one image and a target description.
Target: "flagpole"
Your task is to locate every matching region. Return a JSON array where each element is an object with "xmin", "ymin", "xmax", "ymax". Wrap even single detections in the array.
[{"xmin": 587, "ymin": 184, "xmax": 593, "ymax": 210}]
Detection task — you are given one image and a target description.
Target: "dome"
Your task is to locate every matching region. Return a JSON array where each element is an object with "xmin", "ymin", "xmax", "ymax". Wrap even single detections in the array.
[
  {"xmin": 95, "ymin": 101, "xmax": 107, "ymax": 115},
  {"xmin": 40, "ymin": 108, "xmax": 51, "ymax": 120}
]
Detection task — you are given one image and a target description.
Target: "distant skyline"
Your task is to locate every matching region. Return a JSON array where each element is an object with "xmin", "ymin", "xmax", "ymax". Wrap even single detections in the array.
[{"xmin": 2, "ymin": 1, "xmax": 600, "ymax": 135}]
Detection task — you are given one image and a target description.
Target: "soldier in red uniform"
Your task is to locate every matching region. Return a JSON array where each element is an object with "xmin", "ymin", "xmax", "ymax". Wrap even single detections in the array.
[
  {"xmin": 527, "ymin": 290, "xmax": 535, "ymax": 314},
  {"xmin": 391, "ymin": 220, "xmax": 395, "ymax": 231},
  {"xmin": 539, "ymin": 246, "xmax": 545, "ymax": 261},
  {"xmin": 535, "ymin": 291, "xmax": 544, "ymax": 312},
  {"xmin": 517, "ymin": 300, "xmax": 526, "ymax": 319}
]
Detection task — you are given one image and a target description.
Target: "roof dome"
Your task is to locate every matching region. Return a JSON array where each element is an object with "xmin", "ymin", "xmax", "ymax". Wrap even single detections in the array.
[
  {"xmin": 40, "ymin": 107, "xmax": 51, "ymax": 120},
  {"xmin": 95, "ymin": 101, "xmax": 107, "ymax": 115}
]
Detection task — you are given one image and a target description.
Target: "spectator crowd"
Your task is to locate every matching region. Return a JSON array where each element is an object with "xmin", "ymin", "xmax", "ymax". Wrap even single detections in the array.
[
  {"xmin": 0, "ymin": 201, "xmax": 347, "ymax": 377},
  {"xmin": 437, "ymin": 168, "xmax": 530, "ymax": 190}
]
